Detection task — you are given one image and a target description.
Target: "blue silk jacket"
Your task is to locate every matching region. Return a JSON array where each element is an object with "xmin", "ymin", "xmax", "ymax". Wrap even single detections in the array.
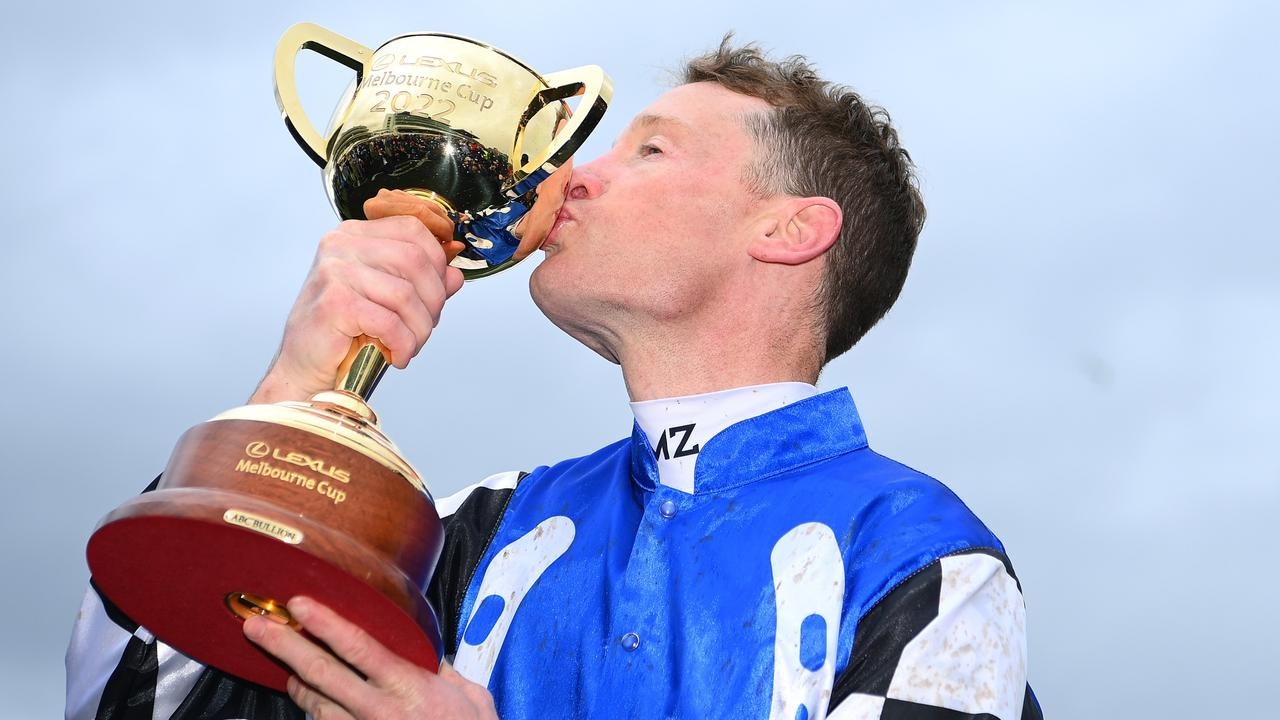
[{"xmin": 443, "ymin": 388, "xmax": 1035, "ymax": 719}]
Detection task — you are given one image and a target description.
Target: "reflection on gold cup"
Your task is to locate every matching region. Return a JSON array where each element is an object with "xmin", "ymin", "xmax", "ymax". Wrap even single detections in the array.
[{"xmin": 86, "ymin": 23, "xmax": 613, "ymax": 691}]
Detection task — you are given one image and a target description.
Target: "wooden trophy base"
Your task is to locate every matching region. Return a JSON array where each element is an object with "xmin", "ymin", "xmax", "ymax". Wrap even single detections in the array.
[{"xmin": 87, "ymin": 394, "xmax": 444, "ymax": 691}]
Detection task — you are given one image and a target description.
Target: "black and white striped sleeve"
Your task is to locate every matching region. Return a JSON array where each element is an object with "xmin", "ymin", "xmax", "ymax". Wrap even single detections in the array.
[
  {"xmin": 827, "ymin": 549, "xmax": 1043, "ymax": 720},
  {"xmin": 66, "ymin": 472, "xmax": 299, "ymax": 719},
  {"xmin": 65, "ymin": 470, "xmax": 522, "ymax": 719},
  {"xmin": 426, "ymin": 470, "xmax": 523, "ymax": 659},
  {"xmin": 65, "ymin": 581, "xmax": 299, "ymax": 720}
]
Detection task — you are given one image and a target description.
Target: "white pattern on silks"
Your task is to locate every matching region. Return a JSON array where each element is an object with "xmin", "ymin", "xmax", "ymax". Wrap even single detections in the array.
[
  {"xmin": 65, "ymin": 587, "xmax": 205, "ymax": 720},
  {"xmin": 885, "ymin": 553, "xmax": 1027, "ymax": 719},
  {"xmin": 150, "ymin": 643, "xmax": 206, "ymax": 720},
  {"xmin": 66, "ymin": 588, "xmax": 130, "ymax": 720},
  {"xmin": 767, "ymin": 522, "xmax": 845, "ymax": 720},
  {"xmin": 452, "ymin": 516, "xmax": 575, "ymax": 687}
]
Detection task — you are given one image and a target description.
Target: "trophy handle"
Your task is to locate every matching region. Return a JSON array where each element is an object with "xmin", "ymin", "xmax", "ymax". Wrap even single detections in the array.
[
  {"xmin": 510, "ymin": 65, "xmax": 613, "ymax": 186},
  {"xmin": 274, "ymin": 22, "xmax": 372, "ymax": 167}
]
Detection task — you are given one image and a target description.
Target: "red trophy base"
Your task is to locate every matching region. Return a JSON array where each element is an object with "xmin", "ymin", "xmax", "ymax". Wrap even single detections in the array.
[{"xmin": 86, "ymin": 394, "xmax": 444, "ymax": 692}]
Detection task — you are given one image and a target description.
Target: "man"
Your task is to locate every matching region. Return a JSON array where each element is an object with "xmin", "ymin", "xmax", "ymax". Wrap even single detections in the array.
[{"xmin": 67, "ymin": 40, "xmax": 1042, "ymax": 719}]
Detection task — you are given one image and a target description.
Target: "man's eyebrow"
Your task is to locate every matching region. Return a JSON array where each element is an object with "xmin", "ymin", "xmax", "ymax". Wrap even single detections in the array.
[
  {"xmin": 611, "ymin": 113, "xmax": 693, "ymax": 147},
  {"xmin": 630, "ymin": 113, "xmax": 693, "ymax": 133}
]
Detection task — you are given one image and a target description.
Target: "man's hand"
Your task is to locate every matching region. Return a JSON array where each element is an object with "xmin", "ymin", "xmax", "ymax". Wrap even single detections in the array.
[
  {"xmin": 243, "ymin": 596, "xmax": 498, "ymax": 720},
  {"xmin": 252, "ymin": 190, "xmax": 467, "ymax": 404}
]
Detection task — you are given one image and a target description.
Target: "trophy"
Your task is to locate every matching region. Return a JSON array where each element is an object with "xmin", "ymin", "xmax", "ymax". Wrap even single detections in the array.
[{"xmin": 86, "ymin": 22, "xmax": 612, "ymax": 691}]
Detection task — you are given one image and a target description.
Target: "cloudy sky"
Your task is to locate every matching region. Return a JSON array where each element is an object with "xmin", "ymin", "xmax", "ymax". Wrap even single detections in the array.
[{"xmin": 1, "ymin": 0, "xmax": 1276, "ymax": 716}]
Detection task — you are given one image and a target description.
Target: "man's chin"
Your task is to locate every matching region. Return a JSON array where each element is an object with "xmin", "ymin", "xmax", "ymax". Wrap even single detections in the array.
[
  {"xmin": 528, "ymin": 247, "xmax": 575, "ymax": 290},
  {"xmin": 527, "ymin": 260, "xmax": 559, "ymax": 319},
  {"xmin": 527, "ymin": 262, "xmax": 618, "ymax": 363}
]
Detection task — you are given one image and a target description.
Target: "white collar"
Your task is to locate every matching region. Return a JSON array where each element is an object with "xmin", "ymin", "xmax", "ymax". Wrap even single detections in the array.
[{"xmin": 630, "ymin": 382, "xmax": 819, "ymax": 494}]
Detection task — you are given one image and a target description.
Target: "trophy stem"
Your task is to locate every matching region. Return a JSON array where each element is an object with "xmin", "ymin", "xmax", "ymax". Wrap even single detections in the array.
[
  {"xmin": 337, "ymin": 336, "xmax": 390, "ymax": 400},
  {"xmin": 332, "ymin": 188, "xmax": 453, "ymax": 404}
]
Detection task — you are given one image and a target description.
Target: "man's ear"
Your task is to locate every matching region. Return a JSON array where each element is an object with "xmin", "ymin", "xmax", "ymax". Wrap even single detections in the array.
[{"xmin": 747, "ymin": 197, "xmax": 843, "ymax": 265}]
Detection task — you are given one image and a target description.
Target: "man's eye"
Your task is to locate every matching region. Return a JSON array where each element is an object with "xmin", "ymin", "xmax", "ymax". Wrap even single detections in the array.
[{"xmin": 639, "ymin": 144, "xmax": 663, "ymax": 156}]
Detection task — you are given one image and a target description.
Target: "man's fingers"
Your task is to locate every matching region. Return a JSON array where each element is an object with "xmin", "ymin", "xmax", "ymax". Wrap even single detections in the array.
[
  {"xmin": 242, "ymin": 616, "xmax": 372, "ymax": 714},
  {"xmin": 255, "ymin": 197, "xmax": 463, "ymax": 403},
  {"xmin": 340, "ymin": 263, "xmax": 440, "ymax": 354},
  {"xmin": 365, "ymin": 189, "xmax": 455, "ymax": 238},
  {"xmin": 442, "ymin": 239, "xmax": 467, "ymax": 263},
  {"xmin": 437, "ymin": 661, "xmax": 464, "ymax": 685},
  {"xmin": 329, "ymin": 294, "xmax": 419, "ymax": 369},
  {"xmin": 345, "ymin": 232, "xmax": 440, "ymax": 276},
  {"xmin": 363, "ymin": 189, "xmax": 463, "ymax": 262},
  {"xmin": 286, "ymin": 676, "xmax": 356, "ymax": 720},
  {"xmin": 337, "ymin": 215, "xmax": 448, "ymax": 276},
  {"xmin": 297, "ymin": 266, "xmax": 427, "ymax": 370},
  {"xmin": 437, "ymin": 662, "xmax": 499, "ymax": 714},
  {"xmin": 246, "ymin": 606, "xmax": 488, "ymax": 719},
  {"xmin": 286, "ymin": 597, "xmax": 412, "ymax": 686},
  {"xmin": 342, "ymin": 241, "xmax": 449, "ymax": 328},
  {"xmin": 363, "ymin": 189, "xmax": 467, "ymax": 262},
  {"xmin": 444, "ymin": 265, "xmax": 465, "ymax": 298}
]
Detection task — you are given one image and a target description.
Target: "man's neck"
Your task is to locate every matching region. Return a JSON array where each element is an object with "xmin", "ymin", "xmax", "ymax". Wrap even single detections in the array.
[
  {"xmin": 578, "ymin": 263, "xmax": 827, "ymax": 401},
  {"xmin": 617, "ymin": 330, "xmax": 822, "ymax": 402}
]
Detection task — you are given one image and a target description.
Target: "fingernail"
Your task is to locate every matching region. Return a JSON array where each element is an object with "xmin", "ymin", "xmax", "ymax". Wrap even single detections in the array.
[{"xmin": 288, "ymin": 596, "xmax": 311, "ymax": 619}]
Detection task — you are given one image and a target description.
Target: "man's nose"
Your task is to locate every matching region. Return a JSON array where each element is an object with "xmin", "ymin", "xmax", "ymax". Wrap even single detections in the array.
[{"xmin": 565, "ymin": 161, "xmax": 605, "ymax": 201}]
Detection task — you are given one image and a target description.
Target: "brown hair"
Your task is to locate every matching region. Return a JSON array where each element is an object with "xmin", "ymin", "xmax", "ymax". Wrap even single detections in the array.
[{"xmin": 684, "ymin": 38, "xmax": 926, "ymax": 363}]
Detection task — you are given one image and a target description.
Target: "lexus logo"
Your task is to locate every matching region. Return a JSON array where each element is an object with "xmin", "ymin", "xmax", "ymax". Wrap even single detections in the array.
[{"xmin": 245, "ymin": 441, "xmax": 270, "ymax": 459}]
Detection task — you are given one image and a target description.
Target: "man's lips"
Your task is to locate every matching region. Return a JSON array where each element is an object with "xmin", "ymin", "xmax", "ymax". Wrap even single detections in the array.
[{"xmin": 544, "ymin": 205, "xmax": 577, "ymax": 249}]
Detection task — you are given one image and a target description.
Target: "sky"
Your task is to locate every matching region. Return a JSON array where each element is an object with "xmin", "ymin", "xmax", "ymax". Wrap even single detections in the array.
[{"xmin": 1, "ymin": 0, "xmax": 1277, "ymax": 717}]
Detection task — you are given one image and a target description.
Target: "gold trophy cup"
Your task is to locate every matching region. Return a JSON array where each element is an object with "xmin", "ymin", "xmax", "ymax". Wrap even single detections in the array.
[{"xmin": 86, "ymin": 23, "xmax": 612, "ymax": 691}]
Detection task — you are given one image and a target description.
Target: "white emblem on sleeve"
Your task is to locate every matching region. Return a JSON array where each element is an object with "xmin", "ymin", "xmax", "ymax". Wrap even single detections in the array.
[
  {"xmin": 453, "ymin": 516, "xmax": 575, "ymax": 686},
  {"xmin": 768, "ymin": 522, "xmax": 845, "ymax": 720},
  {"xmin": 885, "ymin": 552, "xmax": 1027, "ymax": 718}
]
